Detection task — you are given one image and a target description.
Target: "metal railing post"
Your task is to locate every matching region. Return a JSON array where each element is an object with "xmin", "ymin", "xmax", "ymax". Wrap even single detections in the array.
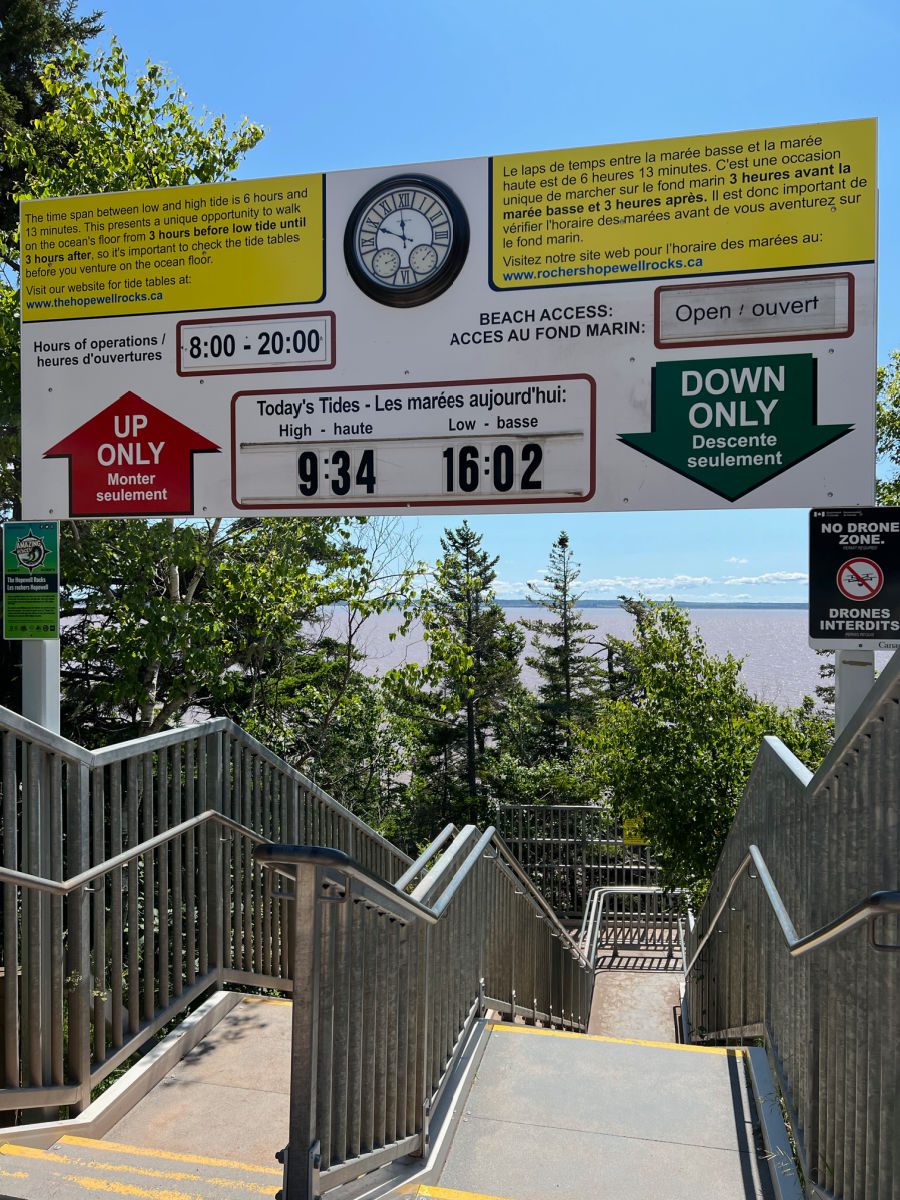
[
  {"xmin": 66, "ymin": 761, "xmax": 92, "ymax": 1113},
  {"xmin": 281, "ymin": 863, "xmax": 323, "ymax": 1200}
]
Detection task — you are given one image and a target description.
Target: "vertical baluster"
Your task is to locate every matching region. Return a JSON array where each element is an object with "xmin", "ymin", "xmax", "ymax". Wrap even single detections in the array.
[
  {"xmin": 171, "ymin": 746, "xmax": 183, "ymax": 999},
  {"xmin": 49, "ymin": 756, "xmax": 65, "ymax": 1085},
  {"xmin": 110, "ymin": 763, "xmax": 124, "ymax": 1045},
  {"xmin": 2, "ymin": 731, "xmax": 20, "ymax": 1091},
  {"xmin": 243, "ymin": 746, "xmax": 253, "ymax": 973},
  {"xmin": 232, "ymin": 741, "xmax": 242, "ymax": 977},
  {"xmin": 252, "ymin": 756, "xmax": 262, "ymax": 976},
  {"xmin": 384, "ymin": 916, "xmax": 399, "ymax": 1147},
  {"xmin": 263, "ymin": 765, "xmax": 273, "ymax": 977},
  {"xmin": 158, "ymin": 748, "xmax": 169, "ymax": 1012},
  {"xmin": 331, "ymin": 880, "xmax": 351, "ymax": 1165},
  {"xmin": 143, "ymin": 754, "xmax": 156, "ymax": 1021},
  {"xmin": 198, "ymin": 740, "xmax": 208, "ymax": 978},
  {"xmin": 127, "ymin": 758, "xmax": 140, "ymax": 1035},
  {"xmin": 185, "ymin": 740, "xmax": 197, "ymax": 987},
  {"xmin": 66, "ymin": 761, "xmax": 92, "ymax": 1113},
  {"xmin": 346, "ymin": 895, "xmax": 364, "ymax": 1161},
  {"xmin": 316, "ymin": 887, "xmax": 335, "ymax": 1171}
]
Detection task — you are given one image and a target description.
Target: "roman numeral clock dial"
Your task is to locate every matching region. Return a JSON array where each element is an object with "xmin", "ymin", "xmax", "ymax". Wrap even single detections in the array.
[{"xmin": 344, "ymin": 174, "xmax": 469, "ymax": 307}]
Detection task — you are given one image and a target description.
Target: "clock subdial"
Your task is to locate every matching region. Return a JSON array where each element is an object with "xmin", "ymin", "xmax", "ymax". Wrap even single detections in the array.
[
  {"xmin": 372, "ymin": 247, "xmax": 401, "ymax": 278},
  {"xmin": 409, "ymin": 243, "xmax": 438, "ymax": 276}
]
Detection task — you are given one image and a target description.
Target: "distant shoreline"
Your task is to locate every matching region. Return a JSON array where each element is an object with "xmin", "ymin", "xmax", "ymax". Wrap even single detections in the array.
[{"xmin": 495, "ymin": 599, "xmax": 807, "ymax": 610}]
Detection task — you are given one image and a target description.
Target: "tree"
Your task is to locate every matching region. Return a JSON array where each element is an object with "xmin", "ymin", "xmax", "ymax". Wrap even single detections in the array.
[
  {"xmin": 0, "ymin": 38, "xmax": 264, "ymax": 710},
  {"xmin": 876, "ymin": 350, "xmax": 900, "ymax": 506},
  {"xmin": 0, "ymin": 37, "xmax": 263, "ymax": 518},
  {"xmin": 0, "ymin": 0, "xmax": 102, "ymax": 244},
  {"xmin": 521, "ymin": 532, "xmax": 604, "ymax": 759},
  {"xmin": 578, "ymin": 598, "xmax": 832, "ymax": 903},
  {"xmin": 399, "ymin": 522, "xmax": 523, "ymax": 830}
]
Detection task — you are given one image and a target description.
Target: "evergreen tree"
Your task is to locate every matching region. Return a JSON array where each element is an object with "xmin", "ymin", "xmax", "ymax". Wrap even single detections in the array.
[
  {"xmin": 406, "ymin": 522, "xmax": 523, "ymax": 826},
  {"xmin": 0, "ymin": 0, "xmax": 103, "ymax": 245},
  {"xmin": 521, "ymin": 532, "xmax": 604, "ymax": 758}
]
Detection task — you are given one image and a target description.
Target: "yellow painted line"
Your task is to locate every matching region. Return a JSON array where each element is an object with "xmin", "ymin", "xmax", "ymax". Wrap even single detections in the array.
[
  {"xmin": 208, "ymin": 1176, "xmax": 278, "ymax": 1195},
  {"xmin": 0, "ymin": 1167, "xmax": 29, "ymax": 1179},
  {"xmin": 1, "ymin": 1142, "xmax": 69, "ymax": 1161},
  {"xmin": 410, "ymin": 1185, "xmax": 518, "ymax": 1200},
  {"xmin": 66, "ymin": 1174, "xmax": 198, "ymax": 1200},
  {"xmin": 87, "ymin": 1161, "xmax": 202, "ymax": 1184},
  {"xmin": 487, "ymin": 1023, "xmax": 744, "ymax": 1056},
  {"xmin": 61, "ymin": 1137, "xmax": 282, "ymax": 1177}
]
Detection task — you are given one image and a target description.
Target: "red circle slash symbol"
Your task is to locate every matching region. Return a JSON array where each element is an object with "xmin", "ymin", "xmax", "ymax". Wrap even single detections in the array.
[{"xmin": 836, "ymin": 557, "xmax": 884, "ymax": 601}]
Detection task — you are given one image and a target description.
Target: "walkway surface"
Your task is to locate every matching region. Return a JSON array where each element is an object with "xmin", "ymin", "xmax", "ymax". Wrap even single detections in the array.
[
  {"xmin": 0, "ymin": 996, "xmax": 290, "ymax": 1200},
  {"xmin": 0, "ymin": 987, "xmax": 777, "ymax": 1200},
  {"xmin": 428, "ymin": 1023, "xmax": 774, "ymax": 1200}
]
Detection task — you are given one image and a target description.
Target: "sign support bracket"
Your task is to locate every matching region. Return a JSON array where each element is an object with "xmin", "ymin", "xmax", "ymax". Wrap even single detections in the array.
[{"xmin": 834, "ymin": 649, "xmax": 875, "ymax": 737}]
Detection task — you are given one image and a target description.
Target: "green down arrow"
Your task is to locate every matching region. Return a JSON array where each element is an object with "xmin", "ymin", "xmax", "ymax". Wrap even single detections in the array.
[{"xmin": 619, "ymin": 352, "xmax": 852, "ymax": 502}]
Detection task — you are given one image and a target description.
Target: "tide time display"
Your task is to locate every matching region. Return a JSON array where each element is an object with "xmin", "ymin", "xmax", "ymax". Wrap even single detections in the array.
[{"xmin": 231, "ymin": 375, "xmax": 595, "ymax": 510}]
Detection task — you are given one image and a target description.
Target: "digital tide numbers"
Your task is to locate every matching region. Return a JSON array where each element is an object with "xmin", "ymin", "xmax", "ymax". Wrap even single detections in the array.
[{"xmin": 231, "ymin": 376, "xmax": 596, "ymax": 510}]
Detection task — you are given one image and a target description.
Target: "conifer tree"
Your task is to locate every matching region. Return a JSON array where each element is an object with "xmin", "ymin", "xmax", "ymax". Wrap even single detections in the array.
[
  {"xmin": 418, "ymin": 521, "xmax": 523, "ymax": 809},
  {"xmin": 522, "ymin": 532, "xmax": 603, "ymax": 758}
]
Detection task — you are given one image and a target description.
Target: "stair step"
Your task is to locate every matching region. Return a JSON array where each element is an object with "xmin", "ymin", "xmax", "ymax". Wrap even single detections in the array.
[{"xmin": 1, "ymin": 1133, "xmax": 281, "ymax": 1200}]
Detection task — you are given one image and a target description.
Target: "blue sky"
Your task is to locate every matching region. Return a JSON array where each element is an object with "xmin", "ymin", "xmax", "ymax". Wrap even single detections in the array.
[{"xmin": 95, "ymin": 0, "xmax": 899, "ymax": 602}]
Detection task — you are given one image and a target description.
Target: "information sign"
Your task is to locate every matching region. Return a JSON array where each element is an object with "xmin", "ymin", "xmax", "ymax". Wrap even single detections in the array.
[
  {"xmin": 809, "ymin": 508, "xmax": 900, "ymax": 649},
  {"xmin": 3, "ymin": 521, "xmax": 60, "ymax": 639},
  {"xmin": 20, "ymin": 118, "xmax": 877, "ymax": 519}
]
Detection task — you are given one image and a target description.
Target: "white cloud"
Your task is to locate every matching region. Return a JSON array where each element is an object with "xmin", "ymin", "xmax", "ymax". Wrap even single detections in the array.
[
  {"xmin": 725, "ymin": 556, "xmax": 749, "ymax": 564},
  {"xmin": 723, "ymin": 571, "xmax": 807, "ymax": 586},
  {"xmin": 579, "ymin": 575, "xmax": 714, "ymax": 595},
  {"xmin": 492, "ymin": 578, "xmax": 531, "ymax": 598}
]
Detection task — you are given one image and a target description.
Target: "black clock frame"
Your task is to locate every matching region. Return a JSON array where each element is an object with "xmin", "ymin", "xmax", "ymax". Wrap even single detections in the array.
[{"xmin": 343, "ymin": 174, "xmax": 470, "ymax": 308}]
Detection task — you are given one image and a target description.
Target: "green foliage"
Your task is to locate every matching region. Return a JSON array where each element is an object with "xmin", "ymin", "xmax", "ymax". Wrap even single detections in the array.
[
  {"xmin": 395, "ymin": 522, "xmax": 523, "ymax": 835},
  {"xmin": 521, "ymin": 531, "xmax": 605, "ymax": 759},
  {"xmin": 577, "ymin": 598, "xmax": 832, "ymax": 903},
  {"xmin": 0, "ymin": 37, "xmax": 264, "ymax": 519},
  {"xmin": 0, "ymin": 0, "xmax": 102, "ymax": 242},
  {"xmin": 876, "ymin": 350, "xmax": 900, "ymax": 506}
]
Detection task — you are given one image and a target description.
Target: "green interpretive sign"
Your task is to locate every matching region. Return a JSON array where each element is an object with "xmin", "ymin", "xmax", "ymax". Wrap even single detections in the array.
[
  {"xmin": 2, "ymin": 521, "xmax": 60, "ymax": 640},
  {"xmin": 619, "ymin": 353, "xmax": 853, "ymax": 501}
]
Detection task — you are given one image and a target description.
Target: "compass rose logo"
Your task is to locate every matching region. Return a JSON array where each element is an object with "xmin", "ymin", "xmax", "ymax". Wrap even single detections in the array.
[{"xmin": 13, "ymin": 530, "xmax": 49, "ymax": 572}]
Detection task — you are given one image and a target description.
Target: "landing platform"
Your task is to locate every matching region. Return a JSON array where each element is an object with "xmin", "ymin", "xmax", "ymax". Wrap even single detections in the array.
[{"xmin": 431, "ymin": 1024, "xmax": 774, "ymax": 1200}]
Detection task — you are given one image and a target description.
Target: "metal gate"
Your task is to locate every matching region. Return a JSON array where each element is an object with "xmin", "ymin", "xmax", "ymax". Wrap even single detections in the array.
[{"xmin": 496, "ymin": 805, "xmax": 658, "ymax": 920}]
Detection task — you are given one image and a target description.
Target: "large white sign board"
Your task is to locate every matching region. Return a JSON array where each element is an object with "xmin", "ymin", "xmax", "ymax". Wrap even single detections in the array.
[{"xmin": 20, "ymin": 118, "xmax": 877, "ymax": 518}]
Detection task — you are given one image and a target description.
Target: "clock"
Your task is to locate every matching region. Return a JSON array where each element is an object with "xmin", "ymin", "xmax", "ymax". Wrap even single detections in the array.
[{"xmin": 344, "ymin": 174, "xmax": 469, "ymax": 307}]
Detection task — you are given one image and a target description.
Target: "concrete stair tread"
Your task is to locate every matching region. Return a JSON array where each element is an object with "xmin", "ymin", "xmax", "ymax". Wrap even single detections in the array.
[{"xmin": 0, "ymin": 1133, "xmax": 281, "ymax": 1199}]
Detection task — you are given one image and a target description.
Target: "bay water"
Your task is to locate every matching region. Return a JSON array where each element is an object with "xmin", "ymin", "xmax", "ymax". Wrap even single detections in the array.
[{"xmin": 322, "ymin": 606, "xmax": 896, "ymax": 710}]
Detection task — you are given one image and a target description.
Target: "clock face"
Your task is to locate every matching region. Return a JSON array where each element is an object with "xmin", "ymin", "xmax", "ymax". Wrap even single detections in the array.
[{"xmin": 344, "ymin": 174, "xmax": 469, "ymax": 307}]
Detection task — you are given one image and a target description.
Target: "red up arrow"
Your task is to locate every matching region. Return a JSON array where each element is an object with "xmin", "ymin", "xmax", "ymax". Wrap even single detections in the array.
[{"xmin": 44, "ymin": 391, "xmax": 220, "ymax": 517}]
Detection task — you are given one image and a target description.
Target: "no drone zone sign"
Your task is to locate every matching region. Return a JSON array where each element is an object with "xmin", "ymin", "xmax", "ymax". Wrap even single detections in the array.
[{"xmin": 809, "ymin": 509, "xmax": 900, "ymax": 649}]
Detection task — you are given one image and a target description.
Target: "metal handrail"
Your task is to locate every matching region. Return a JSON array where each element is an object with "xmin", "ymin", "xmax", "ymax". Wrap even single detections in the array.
[
  {"xmin": 684, "ymin": 844, "xmax": 900, "ymax": 976},
  {"xmin": 0, "ymin": 702, "xmax": 412, "ymax": 1122},
  {"xmin": 684, "ymin": 650, "xmax": 900, "ymax": 1200},
  {"xmin": 580, "ymin": 885, "xmax": 684, "ymax": 969},
  {"xmin": 257, "ymin": 825, "xmax": 595, "ymax": 1200},
  {"xmin": 0, "ymin": 811, "xmax": 272, "ymax": 896},
  {"xmin": 394, "ymin": 823, "xmax": 457, "ymax": 892},
  {"xmin": 0, "ymin": 704, "xmax": 407, "ymax": 866},
  {"xmin": 256, "ymin": 844, "xmax": 438, "ymax": 925}
]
